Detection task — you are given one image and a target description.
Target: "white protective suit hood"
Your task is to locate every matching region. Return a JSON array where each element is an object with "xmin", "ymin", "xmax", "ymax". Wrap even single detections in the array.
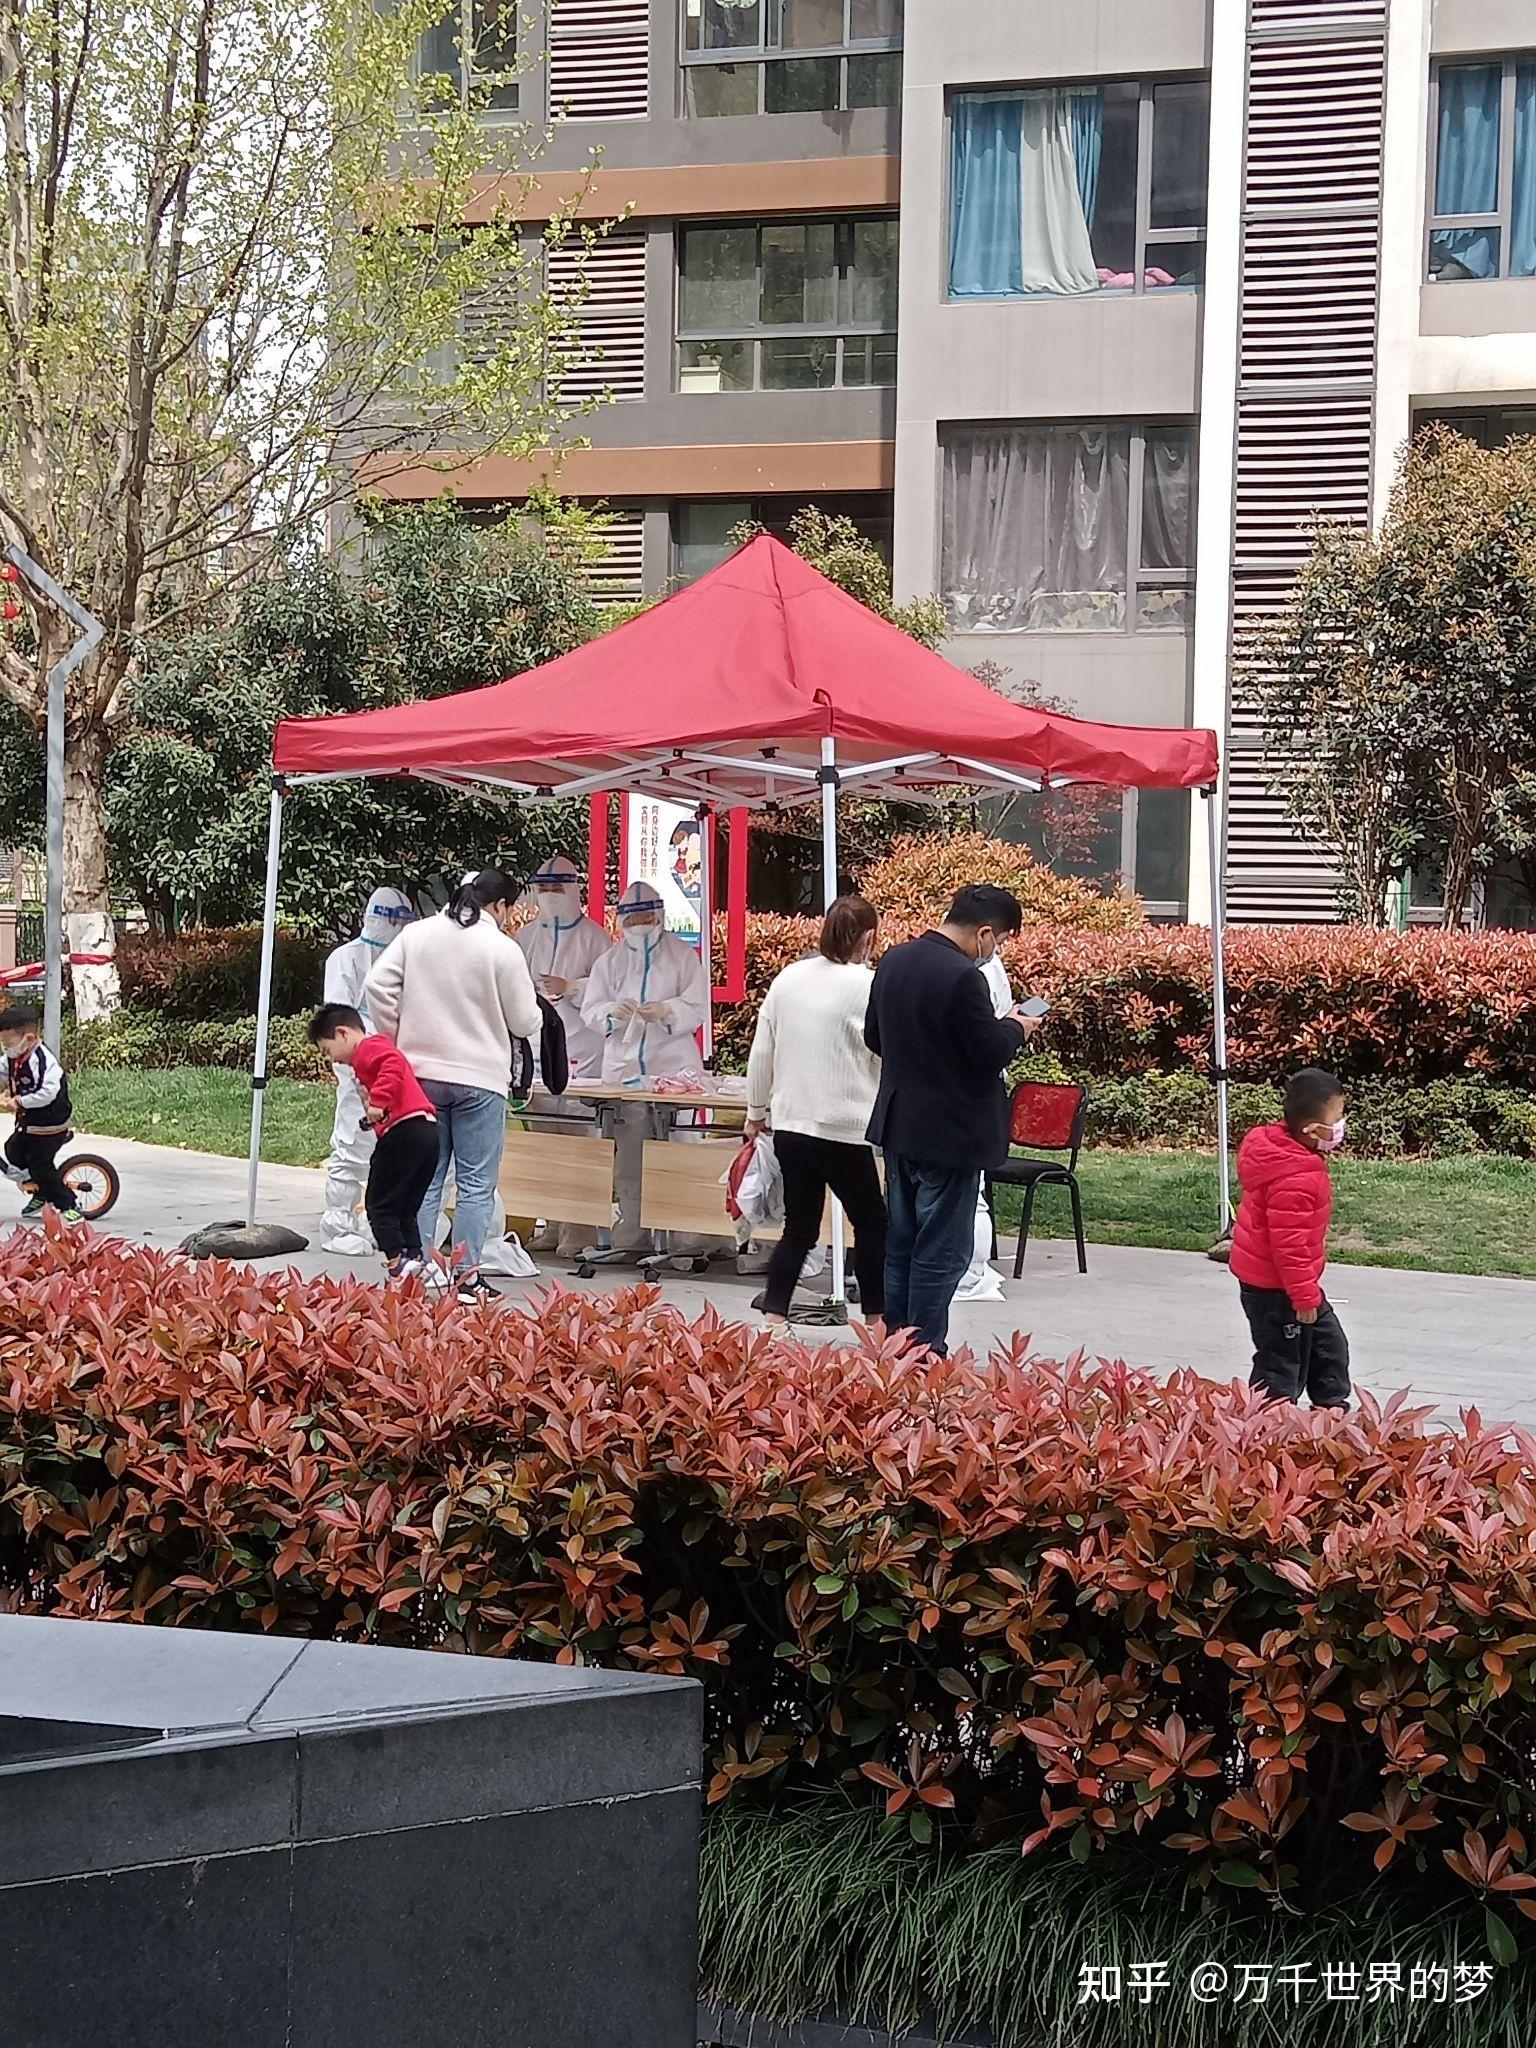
[
  {"xmin": 617, "ymin": 880, "xmax": 665, "ymax": 955},
  {"xmin": 361, "ymin": 887, "xmax": 414, "ymax": 951},
  {"xmin": 531, "ymin": 855, "xmax": 584, "ymax": 929}
]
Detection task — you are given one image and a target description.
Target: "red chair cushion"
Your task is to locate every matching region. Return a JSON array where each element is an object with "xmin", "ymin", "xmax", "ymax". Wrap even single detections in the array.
[{"xmin": 1009, "ymin": 1083, "xmax": 1083, "ymax": 1152}]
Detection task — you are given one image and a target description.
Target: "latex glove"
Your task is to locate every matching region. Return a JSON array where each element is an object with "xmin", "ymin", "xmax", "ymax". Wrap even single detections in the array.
[
  {"xmin": 539, "ymin": 975, "xmax": 570, "ymax": 1000},
  {"xmin": 637, "ymin": 1001, "xmax": 672, "ymax": 1026},
  {"xmin": 610, "ymin": 998, "xmax": 639, "ymax": 1026}
]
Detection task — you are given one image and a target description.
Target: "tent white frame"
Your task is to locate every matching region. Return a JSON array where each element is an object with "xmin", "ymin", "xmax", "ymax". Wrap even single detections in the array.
[{"xmin": 247, "ymin": 750, "xmax": 1232, "ymax": 1275}]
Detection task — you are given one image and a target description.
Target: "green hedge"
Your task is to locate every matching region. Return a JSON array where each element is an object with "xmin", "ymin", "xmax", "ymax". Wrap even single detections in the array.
[
  {"xmin": 58, "ymin": 1007, "xmax": 1536, "ymax": 1160},
  {"xmin": 1083, "ymin": 1070, "xmax": 1536, "ymax": 1159},
  {"xmin": 65, "ymin": 1007, "xmax": 326, "ymax": 1081}
]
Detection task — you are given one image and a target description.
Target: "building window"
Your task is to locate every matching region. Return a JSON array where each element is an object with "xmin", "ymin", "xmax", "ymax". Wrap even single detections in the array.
[
  {"xmin": 1415, "ymin": 405, "xmax": 1536, "ymax": 447},
  {"xmin": 417, "ymin": 0, "xmax": 519, "ymax": 111},
  {"xmin": 673, "ymin": 493, "xmax": 892, "ymax": 582},
  {"xmin": 948, "ymin": 79, "xmax": 1208, "ymax": 299},
  {"xmin": 1428, "ymin": 58, "xmax": 1536, "ymax": 280},
  {"xmin": 680, "ymin": 0, "xmax": 901, "ymax": 117},
  {"xmin": 676, "ymin": 218, "xmax": 898, "ymax": 391},
  {"xmin": 940, "ymin": 422, "xmax": 1195, "ymax": 633}
]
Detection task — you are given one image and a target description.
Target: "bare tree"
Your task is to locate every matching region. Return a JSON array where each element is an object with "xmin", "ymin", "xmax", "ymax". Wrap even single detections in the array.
[{"xmin": 0, "ymin": 0, "xmax": 598, "ymax": 1010}]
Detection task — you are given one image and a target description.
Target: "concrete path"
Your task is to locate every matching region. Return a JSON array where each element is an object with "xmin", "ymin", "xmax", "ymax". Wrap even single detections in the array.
[{"xmin": 22, "ymin": 1133, "xmax": 1536, "ymax": 1430}]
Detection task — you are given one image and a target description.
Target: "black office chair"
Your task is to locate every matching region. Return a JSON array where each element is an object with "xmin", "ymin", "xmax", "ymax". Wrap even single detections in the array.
[{"xmin": 986, "ymin": 1081, "xmax": 1089, "ymax": 1277}]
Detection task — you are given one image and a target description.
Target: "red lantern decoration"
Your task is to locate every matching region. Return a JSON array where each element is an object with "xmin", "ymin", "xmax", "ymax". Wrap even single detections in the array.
[
  {"xmin": 0, "ymin": 563, "xmax": 18, "ymax": 583},
  {"xmin": 0, "ymin": 600, "xmax": 20, "ymax": 622}
]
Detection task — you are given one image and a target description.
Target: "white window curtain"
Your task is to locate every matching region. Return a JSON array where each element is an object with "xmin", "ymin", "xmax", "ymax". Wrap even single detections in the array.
[
  {"xmin": 1018, "ymin": 90, "xmax": 1099, "ymax": 295},
  {"xmin": 941, "ymin": 426, "xmax": 1131, "ymax": 631}
]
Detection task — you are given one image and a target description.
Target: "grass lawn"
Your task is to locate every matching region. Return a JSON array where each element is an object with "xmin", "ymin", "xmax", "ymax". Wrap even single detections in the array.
[
  {"xmin": 74, "ymin": 1067, "xmax": 334, "ymax": 1169},
  {"xmin": 70, "ymin": 1066, "xmax": 1536, "ymax": 1281},
  {"xmin": 1002, "ymin": 1149, "xmax": 1536, "ymax": 1281}
]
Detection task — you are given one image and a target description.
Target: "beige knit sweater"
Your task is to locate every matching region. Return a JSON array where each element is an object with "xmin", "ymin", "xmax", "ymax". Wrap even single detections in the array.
[
  {"xmin": 746, "ymin": 955, "xmax": 880, "ymax": 1145},
  {"xmin": 363, "ymin": 910, "xmax": 542, "ymax": 1097}
]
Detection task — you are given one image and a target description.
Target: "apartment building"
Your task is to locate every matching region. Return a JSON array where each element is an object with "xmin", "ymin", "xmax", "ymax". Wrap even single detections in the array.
[{"xmin": 392, "ymin": 0, "xmax": 1536, "ymax": 924}]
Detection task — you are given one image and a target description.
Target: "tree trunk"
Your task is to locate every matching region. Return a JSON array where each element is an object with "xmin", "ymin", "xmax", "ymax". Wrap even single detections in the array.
[{"xmin": 62, "ymin": 722, "xmax": 121, "ymax": 1021}]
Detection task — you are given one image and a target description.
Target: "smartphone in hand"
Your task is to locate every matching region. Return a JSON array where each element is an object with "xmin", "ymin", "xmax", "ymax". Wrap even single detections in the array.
[{"xmin": 1017, "ymin": 996, "xmax": 1051, "ymax": 1019}]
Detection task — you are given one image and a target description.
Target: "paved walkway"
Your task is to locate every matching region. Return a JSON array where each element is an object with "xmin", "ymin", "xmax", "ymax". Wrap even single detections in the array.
[{"xmin": 26, "ymin": 1134, "xmax": 1536, "ymax": 1429}]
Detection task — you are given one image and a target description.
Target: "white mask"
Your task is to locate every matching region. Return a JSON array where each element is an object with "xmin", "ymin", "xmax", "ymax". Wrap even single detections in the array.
[
  {"xmin": 1317, "ymin": 1117, "xmax": 1347, "ymax": 1153},
  {"xmin": 622, "ymin": 921, "xmax": 658, "ymax": 953},
  {"xmin": 537, "ymin": 890, "xmax": 578, "ymax": 922}
]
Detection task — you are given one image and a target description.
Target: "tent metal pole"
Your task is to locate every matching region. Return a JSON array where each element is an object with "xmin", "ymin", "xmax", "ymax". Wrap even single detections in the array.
[
  {"xmin": 245, "ymin": 778, "xmax": 286, "ymax": 1225},
  {"xmin": 697, "ymin": 804, "xmax": 714, "ymax": 1063},
  {"xmin": 819, "ymin": 738, "xmax": 847, "ymax": 1306},
  {"xmin": 1205, "ymin": 787, "xmax": 1233, "ymax": 1232}
]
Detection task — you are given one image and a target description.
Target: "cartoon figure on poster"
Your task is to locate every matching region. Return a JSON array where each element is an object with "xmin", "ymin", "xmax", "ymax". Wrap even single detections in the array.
[
  {"xmin": 669, "ymin": 820, "xmax": 703, "ymax": 931},
  {"xmin": 625, "ymin": 798, "xmax": 702, "ymax": 945}
]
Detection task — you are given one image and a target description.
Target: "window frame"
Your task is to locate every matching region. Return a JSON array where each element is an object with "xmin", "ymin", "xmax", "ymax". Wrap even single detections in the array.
[
  {"xmin": 944, "ymin": 75, "xmax": 1209, "ymax": 303},
  {"xmin": 1414, "ymin": 405, "xmax": 1536, "ymax": 447},
  {"xmin": 937, "ymin": 417, "xmax": 1198, "ymax": 637},
  {"xmin": 1425, "ymin": 55, "xmax": 1533, "ymax": 282},
  {"xmin": 415, "ymin": 0, "xmax": 520, "ymax": 116},
  {"xmin": 678, "ymin": 0, "xmax": 901, "ymax": 117},
  {"xmin": 674, "ymin": 215, "xmax": 898, "ymax": 394}
]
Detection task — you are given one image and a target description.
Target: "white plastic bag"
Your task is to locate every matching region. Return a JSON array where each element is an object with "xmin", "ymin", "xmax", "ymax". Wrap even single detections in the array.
[{"xmin": 722, "ymin": 1133, "xmax": 784, "ymax": 1230}]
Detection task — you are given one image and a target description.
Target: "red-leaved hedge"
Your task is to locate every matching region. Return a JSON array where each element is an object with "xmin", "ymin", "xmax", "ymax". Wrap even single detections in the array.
[
  {"xmin": 5, "ymin": 1225, "xmax": 1536, "ymax": 1917},
  {"xmin": 718, "ymin": 923, "xmax": 1536, "ymax": 1085}
]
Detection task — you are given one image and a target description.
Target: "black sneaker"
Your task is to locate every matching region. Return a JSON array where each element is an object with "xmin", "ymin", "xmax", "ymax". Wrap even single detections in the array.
[{"xmin": 455, "ymin": 1275, "xmax": 500, "ymax": 1306}]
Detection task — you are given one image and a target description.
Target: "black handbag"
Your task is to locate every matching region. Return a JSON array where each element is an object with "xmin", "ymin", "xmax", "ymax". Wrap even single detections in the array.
[{"xmin": 510, "ymin": 995, "xmax": 569, "ymax": 1105}]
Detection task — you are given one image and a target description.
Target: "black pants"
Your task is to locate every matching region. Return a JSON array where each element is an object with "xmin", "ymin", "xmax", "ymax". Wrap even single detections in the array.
[
  {"xmin": 5, "ymin": 1129, "xmax": 73, "ymax": 1212},
  {"xmin": 884, "ymin": 1154, "xmax": 980, "ymax": 1358},
  {"xmin": 1239, "ymin": 1284, "xmax": 1352, "ymax": 1408},
  {"xmin": 762, "ymin": 1133, "xmax": 887, "ymax": 1318},
  {"xmin": 366, "ymin": 1117, "xmax": 440, "ymax": 1260}
]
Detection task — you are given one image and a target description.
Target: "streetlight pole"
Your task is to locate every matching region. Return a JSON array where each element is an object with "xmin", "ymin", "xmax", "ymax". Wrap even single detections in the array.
[{"xmin": 1, "ymin": 545, "xmax": 105, "ymax": 1050}]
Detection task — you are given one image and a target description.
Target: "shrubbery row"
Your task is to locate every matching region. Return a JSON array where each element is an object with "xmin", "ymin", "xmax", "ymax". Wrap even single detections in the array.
[
  {"xmin": 720, "ymin": 920, "xmax": 1536, "ymax": 1087},
  {"xmin": 65, "ymin": 1006, "xmax": 325, "ymax": 1080},
  {"xmin": 5, "ymin": 1225, "xmax": 1536, "ymax": 1923},
  {"xmin": 1080, "ymin": 1069, "xmax": 1536, "ymax": 1159}
]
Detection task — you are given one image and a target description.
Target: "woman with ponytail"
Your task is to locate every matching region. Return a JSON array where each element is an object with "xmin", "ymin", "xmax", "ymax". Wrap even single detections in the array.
[{"xmin": 364, "ymin": 869, "xmax": 541, "ymax": 1301}]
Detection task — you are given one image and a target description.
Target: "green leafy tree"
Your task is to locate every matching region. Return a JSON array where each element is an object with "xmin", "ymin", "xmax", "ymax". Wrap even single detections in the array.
[
  {"xmin": 1252, "ymin": 426, "xmax": 1536, "ymax": 927},
  {"xmin": 0, "ymin": 0, "xmax": 602, "ymax": 1009},
  {"xmin": 1248, "ymin": 524, "xmax": 1422, "ymax": 926},
  {"xmin": 109, "ymin": 505, "xmax": 597, "ymax": 934}
]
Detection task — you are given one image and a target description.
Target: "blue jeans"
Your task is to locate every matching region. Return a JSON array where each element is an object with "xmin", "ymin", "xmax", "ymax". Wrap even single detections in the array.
[
  {"xmin": 883, "ymin": 1154, "xmax": 982, "ymax": 1357},
  {"xmin": 418, "ymin": 1081, "xmax": 505, "ymax": 1274}
]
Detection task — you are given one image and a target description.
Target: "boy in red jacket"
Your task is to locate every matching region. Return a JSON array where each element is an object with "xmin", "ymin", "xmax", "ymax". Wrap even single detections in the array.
[
  {"xmin": 1229, "ymin": 1067, "xmax": 1351, "ymax": 1409},
  {"xmin": 308, "ymin": 1003, "xmax": 439, "ymax": 1283}
]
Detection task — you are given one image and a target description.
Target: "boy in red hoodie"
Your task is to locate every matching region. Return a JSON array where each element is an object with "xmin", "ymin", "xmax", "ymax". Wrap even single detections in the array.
[
  {"xmin": 1229, "ymin": 1067, "xmax": 1351, "ymax": 1409},
  {"xmin": 308, "ymin": 1003, "xmax": 439, "ymax": 1283}
]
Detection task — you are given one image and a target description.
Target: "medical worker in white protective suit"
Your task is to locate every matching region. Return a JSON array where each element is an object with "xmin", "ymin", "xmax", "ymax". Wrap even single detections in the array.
[
  {"xmin": 953, "ymin": 929, "xmax": 1015, "ymax": 1303},
  {"xmin": 513, "ymin": 856, "xmax": 609, "ymax": 1085},
  {"xmin": 319, "ymin": 886, "xmax": 415, "ymax": 1254},
  {"xmin": 513, "ymin": 854, "xmax": 611, "ymax": 1257},
  {"xmin": 580, "ymin": 880, "xmax": 712, "ymax": 1260}
]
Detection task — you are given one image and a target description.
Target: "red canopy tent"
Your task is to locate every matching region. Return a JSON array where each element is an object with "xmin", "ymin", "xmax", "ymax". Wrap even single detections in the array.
[{"xmin": 256, "ymin": 536, "xmax": 1230, "ymax": 1237}]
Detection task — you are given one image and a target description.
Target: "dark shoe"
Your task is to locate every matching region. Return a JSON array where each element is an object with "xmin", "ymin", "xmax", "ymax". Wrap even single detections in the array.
[{"xmin": 455, "ymin": 1275, "xmax": 500, "ymax": 1306}]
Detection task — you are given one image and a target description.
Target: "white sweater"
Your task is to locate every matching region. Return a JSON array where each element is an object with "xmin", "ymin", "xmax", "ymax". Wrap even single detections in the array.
[
  {"xmin": 746, "ymin": 955, "xmax": 880, "ymax": 1145},
  {"xmin": 363, "ymin": 910, "xmax": 542, "ymax": 1098}
]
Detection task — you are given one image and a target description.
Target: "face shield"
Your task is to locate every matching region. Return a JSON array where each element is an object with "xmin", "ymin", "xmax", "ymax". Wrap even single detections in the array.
[
  {"xmin": 617, "ymin": 883, "xmax": 664, "ymax": 953},
  {"xmin": 531, "ymin": 856, "xmax": 583, "ymax": 925},
  {"xmin": 361, "ymin": 888, "xmax": 414, "ymax": 949}
]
